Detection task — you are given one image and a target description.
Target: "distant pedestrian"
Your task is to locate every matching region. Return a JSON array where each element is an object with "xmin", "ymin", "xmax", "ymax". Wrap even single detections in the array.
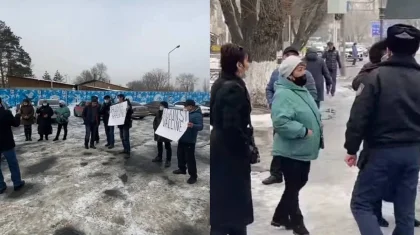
[
  {"xmin": 101, "ymin": 95, "xmax": 115, "ymax": 149},
  {"xmin": 210, "ymin": 43, "xmax": 253, "ymax": 235},
  {"xmin": 117, "ymin": 94, "xmax": 133, "ymax": 157},
  {"xmin": 152, "ymin": 101, "xmax": 172, "ymax": 167},
  {"xmin": 20, "ymin": 98, "xmax": 35, "ymax": 141},
  {"xmin": 0, "ymin": 97, "xmax": 25, "ymax": 194},
  {"xmin": 92, "ymin": 95, "xmax": 100, "ymax": 144},
  {"xmin": 82, "ymin": 97, "xmax": 100, "ymax": 149},
  {"xmin": 345, "ymin": 24, "xmax": 420, "ymax": 235},
  {"xmin": 173, "ymin": 99, "xmax": 203, "ymax": 184},
  {"xmin": 304, "ymin": 47, "xmax": 332, "ymax": 108},
  {"xmin": 263, "ymin": 46, "xmax": 318, "ymax": 186},
  {"xmin": 36, "ymin": 100, "xmax": 54, "ymax": 141},
  {"xmin": 322, "ymin": 42, "xmax": 342, "ymax": 96},
  {"xmin": 53, "ymin": 100, "xmax": 70, "ymax": 141},
  {"xmin": 352, "ymin": 42, "xmax": 358, "ymax": 66}
]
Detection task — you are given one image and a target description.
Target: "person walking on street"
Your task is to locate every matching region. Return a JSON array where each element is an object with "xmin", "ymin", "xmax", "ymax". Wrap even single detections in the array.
[
  {"xmin": 53, "ymin": 100, "xmax": 70, "ymax": 141},
  {"xmin": 304, "ymin": 47, "xmax": 333, "ymax": 108},
  {"xmin": 173, "ymin": 99, "xmax": 203, "ymax": 184},
  {"xmin": 210, "ymin": 44, "xmax": 254, "ymax": 235},
  {"xmin": 0, "ymin": 97, "xmax": 25, "ymax": 194},
  {"xmin": 101, "ymin": 95, "xmax": 114, "ymax": 149},
  {"xmin": 352, "ymin": 42, "xmax": 358, "ymax": 66},
  {"xmin": 117, "ymin": 94, "xmax": 133, "ymax": 157},
  {"xmin": 322, "ymin": 42, "xmax": 342, "ymax": 96},
  {"xmin": 344, "ymin": 24, "xmax": 420, "ymax": 235},
  {"xmin": 263, "ymin": 46, "xmax": 318, "ymax": 186},
  {"xmin": 36, "ymin": 100, "xmax": 54, "ymax": 141},
  {"xmin": 20, "ymin": 99, "xmax": 35, "ymax": 141},
  {"xmin": 270, "ymin": 55, "xmax": 323, "ymax": 235},
  {"xmin": 82, "ymin": 98, "xmax": 100, "ymax": 149},
  {"xmin": 152, "ymin": 101, "xmax": 172, "ymax": 167}
]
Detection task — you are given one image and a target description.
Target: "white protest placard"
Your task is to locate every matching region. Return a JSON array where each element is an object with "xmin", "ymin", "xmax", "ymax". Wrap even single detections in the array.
[
  {"xmin": 155, "ymin": 108, "xmax": 189, "ymax": 142},
  {"xmin": 108, "ymin": 101, "xmax": 128, "ymax": 126}
]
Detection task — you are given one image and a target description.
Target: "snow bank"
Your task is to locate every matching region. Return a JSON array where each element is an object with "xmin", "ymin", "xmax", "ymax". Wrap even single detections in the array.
[{"xmin": 251, "ymin": 114, "xmax": 272, "ymax": 128}]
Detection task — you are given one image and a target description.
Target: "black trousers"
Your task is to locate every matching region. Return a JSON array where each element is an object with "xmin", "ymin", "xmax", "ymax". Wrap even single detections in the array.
[
  {"xmin": 272, "ymin": 157, "xmax": 310, "ymax": 226},
  {"xmin": 24, "ymin": 125, "xmax": 32, "ymax": 138},
  {"xmin": 85, "ymin": 124, "xmax": 98, "ymax": 146},
  {"xmin": 56, "ymin": 122, "xmax": 68, "ymax": 139},
  {"xmin": 270, "ymin": 130, "xmax": 283, "ymax": 179},
  {"xmin": 157, "ymin": 141, "xmax": 172, "ymax": 161},
  {"xmin": 210, "ymin": 226, "xmax": 247, "ymax": 235},
  {"xmin": 373, "ymin": 200, "xmax": 383, "ymax": 220},
  {"xmin": 177, "ymin": 142, "xmax": 197, "ymax": 178},
  {"xmin": 352, "ymin": 58, "xmax": 357, "ymax": 65},
  {"xmin": 95, "ymin": 124, "xmax": 100, "ymax": 141}
]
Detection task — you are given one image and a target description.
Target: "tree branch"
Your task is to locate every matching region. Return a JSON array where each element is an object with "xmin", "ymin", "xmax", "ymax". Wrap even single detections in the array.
[
  {"xmin": 240, "ymin": 0, "xmax": 258, "ymax": 50},
  {"xmin": 219, "ymin": 0, "xmax": 243, "ymax": 44}
]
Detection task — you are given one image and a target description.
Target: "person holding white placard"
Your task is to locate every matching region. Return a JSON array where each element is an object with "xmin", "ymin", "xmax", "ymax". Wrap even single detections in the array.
[
  {"xmin": 152, "ymin": 101, "xmax": 172, "ymax": 167},
  {"xmin": 116, "ymin": 94, "xmax": 133, "ymax": 157},
  {"xmin": 82, "ymin": 97, "xmax": 100, "ymax": 149}
]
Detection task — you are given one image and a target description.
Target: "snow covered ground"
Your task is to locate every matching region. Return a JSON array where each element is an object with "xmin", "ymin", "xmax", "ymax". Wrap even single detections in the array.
[
  {"xmin": 0, "ymin": 114, "xmax": 210, "ymax": 235},
  {"xmin": 248, "ymin": 81, "xmax": 420, "ymax": 235}
]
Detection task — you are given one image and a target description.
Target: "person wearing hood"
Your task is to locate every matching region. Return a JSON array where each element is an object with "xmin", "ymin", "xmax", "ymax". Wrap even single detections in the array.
[
  {"xmin": 82, "ymin": 97, "xmax": 100, "ymax": 149},
  {"xmin": 53, "ymin": 100, "xmax": 70, "ymax": 141},
  {"xmin": 304, "ymin": 48, "xmax": 333, "ymax": 108},
  {"xmin": 0, "ymin": 97, "xmax": 25, "ymax": 194},
  {"xmin": 100, "ymin": 95, "xmax": 115, "ymax": 149},
  {"xmin": 322, "ymin": 42, "xmax": 342, "ymax": 96},
  {"xmin": 36, "ymin": 100, "xmax": 54, "ymax": 141},
  {"xmin": 152, "ymin": 101, "xmax": 172, "ymax": 167},
  {"xmin": 173, "ymin": 99, "xmax": 203, "ymax": 184},
  {"xmin": 270, "ymin": 55, "xmax": 322, "ymax": 235},
  {"xmin": 117, "ymin": 94, "xmax": 133, "ymax": 157},
  {"xmin": 263, "ymin": 46, "xmax": 318, "ymax": 186},
  {"xmin": 20, "ymin": 98, "xmax": 35, "ymax": 141}
]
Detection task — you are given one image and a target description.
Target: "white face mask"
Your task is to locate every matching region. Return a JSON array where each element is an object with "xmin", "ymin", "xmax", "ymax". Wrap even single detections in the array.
[
  {"xmin": 159, "ymin": 106, "xmax": 164, "ymax": 110},
  {"xmin": 42, "ymin": 103, "xmax": 47, "ymax": 106}
]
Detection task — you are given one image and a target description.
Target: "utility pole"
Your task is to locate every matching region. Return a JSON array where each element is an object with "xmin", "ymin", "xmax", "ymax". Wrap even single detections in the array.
[{"xmin": 339, "ymin": 14, "xmax": 346, "ymax": 77}]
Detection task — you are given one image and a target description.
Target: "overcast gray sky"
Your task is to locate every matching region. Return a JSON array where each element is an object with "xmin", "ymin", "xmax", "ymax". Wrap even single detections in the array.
[{"xmin": 0, "ymin": 0, "xmax": 209, "ymax": 86}]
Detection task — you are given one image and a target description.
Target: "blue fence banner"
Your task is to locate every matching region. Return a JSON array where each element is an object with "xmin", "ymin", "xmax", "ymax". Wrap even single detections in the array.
[{"xmin": 0, "ymin": 89, "xmax": 210, "ymax": 107}]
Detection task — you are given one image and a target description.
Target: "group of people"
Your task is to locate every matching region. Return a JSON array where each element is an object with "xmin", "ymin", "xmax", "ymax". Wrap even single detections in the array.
[{"xmin": 210, "ymin": 24, "xmax": 420, "ymax": 235}]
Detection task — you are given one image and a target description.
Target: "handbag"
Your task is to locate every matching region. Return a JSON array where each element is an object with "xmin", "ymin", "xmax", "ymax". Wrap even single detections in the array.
[{"xmin": 247, "ymin": 124, "xmax": 261, "ymax": 164}]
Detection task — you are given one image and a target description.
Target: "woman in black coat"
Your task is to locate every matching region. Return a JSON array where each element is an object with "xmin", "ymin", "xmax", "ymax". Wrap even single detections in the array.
[
  {"xmin": 152, "ymin": 101, "xmax": 172, "ymax": 167},
  {"xmin": 210, "ymin": 43, "xmax": 253, "ymax": 235},
  {"xmin": 36, "ymin": 100, "xmax": 54, "ymax": 141}
]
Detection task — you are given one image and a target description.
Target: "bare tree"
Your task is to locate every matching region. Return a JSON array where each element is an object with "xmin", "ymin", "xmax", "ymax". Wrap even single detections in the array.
[
  {"xmin": 345, "ymin": 11, "xmax": 375, "ymax": 43},
  {"xmin": 176, "ymin": 73, "xmax": 198, "ymax": 92},
  {"xmin": 74, "ymin": 62, "xmax": 110, "ymax": 84},
  {"xmin": 140, "ymin": 69, "xmax": 170, "ymax": 91},
  {"xmin": 202, "ymin": 79, "xmax": 210, "ymax": 92}
]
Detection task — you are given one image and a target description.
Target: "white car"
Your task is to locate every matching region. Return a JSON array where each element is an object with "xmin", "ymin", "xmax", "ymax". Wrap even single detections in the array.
[
  {"xmin": 345, "ymin": 47, "xmax": 364, "ymax": 61},
  {"xmin": 173, "ymin": 101, "xmax": 210, "ymax": 116}
]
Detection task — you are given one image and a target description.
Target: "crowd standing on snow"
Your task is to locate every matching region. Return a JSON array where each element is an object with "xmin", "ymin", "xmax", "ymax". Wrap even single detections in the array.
[
  {"xmin": 0, "ymin": 94, "xmax": 204, "ymax": 195},
  {"xmin": 210, "ymin": 24, "xmax": 420, "ymax": 235}
]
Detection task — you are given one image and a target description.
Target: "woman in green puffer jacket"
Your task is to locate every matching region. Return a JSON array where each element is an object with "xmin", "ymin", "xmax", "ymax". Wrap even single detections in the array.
[
  {"xmin": 270, "ymin": 55, "xmax": 323, "ymax": 235},
  {"xmin": 53, "ymin": 100, "xmax": 70, "ymax": 141}
]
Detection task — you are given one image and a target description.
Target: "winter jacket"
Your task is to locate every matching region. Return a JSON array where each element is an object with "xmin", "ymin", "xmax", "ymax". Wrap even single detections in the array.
[
  {"xmin": 100, "ymin": 102, "xmax": 111, "ymax": 125},
  {"xmin": 266, "ymin": 69, "xmax": 317, "ymax": 107},
  {"xmin": 82, "ymin": 105, "xmax": 100, "ymax": 126},
  {"xmin": 304, "ymin": 48, "xmax": 333, "ymax": 101},
  {"xmin": 345, "ymin": 55, "xmax": 420, "ymax": 155},
  {"xmin": 0, "ymin": 107, "xmax": 21, "ymax": 152},
  {"xmin": 153, "ymin": 110, "xmax": 172, "ymax": 142},
  {"xmin": 322, "ymin": 47, "xmax": 342, "ymax": 71},
  {"xmin": 55, "ymin": 106, "xmax": 70, "ymax": 124},
  {"xmin": 118, "ymin": 100, "xmax": 133, "ymax": 129},
  {"xmin": 352, "ymin": 45, "xmax": 358, "ymax": 58},
  {"xmin": 271, "ymin": 76, "xmax": 322, "ymax": 161},
  {"xmin": 179, "ymin": 107, "xmax": 203, "ymax": 143},
  {"xmin": 20, "ymin": 104, "xmax": 35, "ymax": 125},
  {"xmin": 210, "ymin": 72, "xmax": 253, "ymax": 227},
  {"xmin": 352, "ymin": 62, "xmax": 379, "ymax": 91},
  {"xmin": 36, "ymin": 104, "xmax": 54, "ymax": 135}
]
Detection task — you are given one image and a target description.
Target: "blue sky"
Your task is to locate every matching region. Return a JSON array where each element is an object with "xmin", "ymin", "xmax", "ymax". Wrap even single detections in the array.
[{"xmin": 0, "ymin": 0, "xmax": 209, "ymax": 87}]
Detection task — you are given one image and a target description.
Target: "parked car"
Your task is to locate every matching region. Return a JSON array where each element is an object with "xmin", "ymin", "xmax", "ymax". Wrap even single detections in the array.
[
  {"xmin": 200, "ymin": 101, "xmax": 210, "ymax": 116},
  {"xmin": 131, "ymin": 101, "xmax": 149, "ymax": 119},
  {"xmin": 35, "ymin": 99, "xmax": 60, "ymax": 120},
  {"xmin": 74, "ymin": 101, "xmax": 89, "ymax": 117},
  {"xmin": 358, "ymin": 45, "xmax": 369, "ymax": 57},
  {"xmin": 145, "ymin": 101, "xmax": 176, "ymax": 115}
]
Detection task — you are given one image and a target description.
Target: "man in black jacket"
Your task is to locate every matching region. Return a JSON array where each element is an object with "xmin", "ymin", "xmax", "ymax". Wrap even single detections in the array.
[
  {"xmin": 322, "ymin": 42, "xmax": 342, "ymax": 96},
  {"xmin": 344, "ymin": 24, "xmax": 420, "ymax": 235},
  {"xmin": 82, "ymin": 97, "xmax": 100, "ymax": 149},
  {"xmin": 0, "ymin": 98, "xmax": 25, "ymax": 194},
  {"xmin": 101, "ymin": 95, "xmax": 114, "ymax": 149},
  {"xmin": 117, "ymin": 94, "xmax": 133, "ymax": 157}
]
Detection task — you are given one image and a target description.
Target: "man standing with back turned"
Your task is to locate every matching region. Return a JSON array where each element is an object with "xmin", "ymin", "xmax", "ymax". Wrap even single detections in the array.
[{"xmin": 344, "ymin": 24, "xmax": 420, "ymax": 235}]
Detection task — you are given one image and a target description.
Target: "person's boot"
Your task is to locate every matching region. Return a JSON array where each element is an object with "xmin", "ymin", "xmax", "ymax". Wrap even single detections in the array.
[
  {"xmin": 378, "ymin": 217, "xmax": 389, "ymax": 227},
  {"xmin": 90, "ymin": 143, "xmax": 96, "ymax": 149},
  {"xmin": 38, "ymin": 135, "xmax": 43, "ymax": 141},
  {"xmin": 271, "ymin": 219, "xmax": 293, "ymax": 230},
  {"xmin": 63, "ymin": 133, "xmax": 67, "ymax": 141},
  {"xmin": 14, "ymin": 180, "xmax": 25, "ymax": 191},
  {"xmin": 84, "ymin": 140, "xmax": 89, "ymax": 149},
  {"xmin": 187, "ymin": 176, "xmax": 197, "ymax": 184},
  {"xmin": 28, "ymin": 129, "xmax": 32, "ymax": 141},
  {"xmin": 415, "ymin": 218, "xmax": 420, "ymax": 227},
  {"xmin": 108, "ymin": 145, "xmax": 114, "ymax": 149},
  {"xmin": 292, "ymin": 220, "xmax": 310, "ymax": 235},
  {"xmin": 152, "ymin": 156, "xmax": 163, "ymax": 163},
  {"xmin": 105, "ymin": 143, "xmax": 110, "ymax": 147},
  {"xmin": 53, "ymin": 135, "xmax": 59, "ymax": 141},
  {"xmin": 173, "ymin": 169, "xmax": 187, "ymax": 175},
  {"xmin": 24, "ymin": 129, "xmax": 29, "ymax": 141},
  {"xmin": 262, "ymin": 175, "xmax": 283, "ymax": 185},
  {"xmin": 45, "ymin": 135, "xmax": 49, "ymax": 141},
  {"xmin": 164, "ymin": 160, "xmax": 171, "ymax": 168}
]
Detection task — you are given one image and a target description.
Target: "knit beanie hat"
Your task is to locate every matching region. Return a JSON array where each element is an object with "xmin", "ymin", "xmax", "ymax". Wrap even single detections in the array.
[{"xmin": 279, "ymin": 55, "xmax": 303, "ymax": 78}]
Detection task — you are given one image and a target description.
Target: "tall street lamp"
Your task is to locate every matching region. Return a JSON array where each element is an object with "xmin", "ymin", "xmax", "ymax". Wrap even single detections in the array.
[
  {"xmin": 168, "ymin": 45, "xmax": 180, "ymax": 79},
  {"xmin": 379, "ymin": 0, "xmax": 388, "ymax": 40}
]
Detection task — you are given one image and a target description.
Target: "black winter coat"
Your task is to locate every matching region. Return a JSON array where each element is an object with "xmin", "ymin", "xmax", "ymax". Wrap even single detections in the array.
[
  {"xmin": 153, "ymin": 110, "xmax": 171, "ymax": 142},
  {"xmin": 100, "ymin": 102, "xmax": 111, "ymax": 125},
  {"xmin": 210, "ymin": 72, "xmax": 253, "ymax": 227},
  {"xmin": 82, "ymin": 105, "xmax": 100, "ymax": 126},
  {"xmin": 36, "ymin": 105, "xmax": 53, "ymax": 135},
  {"xmin": 322, "ymin": 47, "xmax": 342, "ymax": 71},
  {"xmin": 118, "ymin": 100, "xmax": 133, "ymax": 129},
  {"xmin": 0, "ymin": 107, "xmax": 21, "ymax": 152},
  {"xmin": 305, "ymin": 49, "xmax": 333, "ymax": 101}
]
